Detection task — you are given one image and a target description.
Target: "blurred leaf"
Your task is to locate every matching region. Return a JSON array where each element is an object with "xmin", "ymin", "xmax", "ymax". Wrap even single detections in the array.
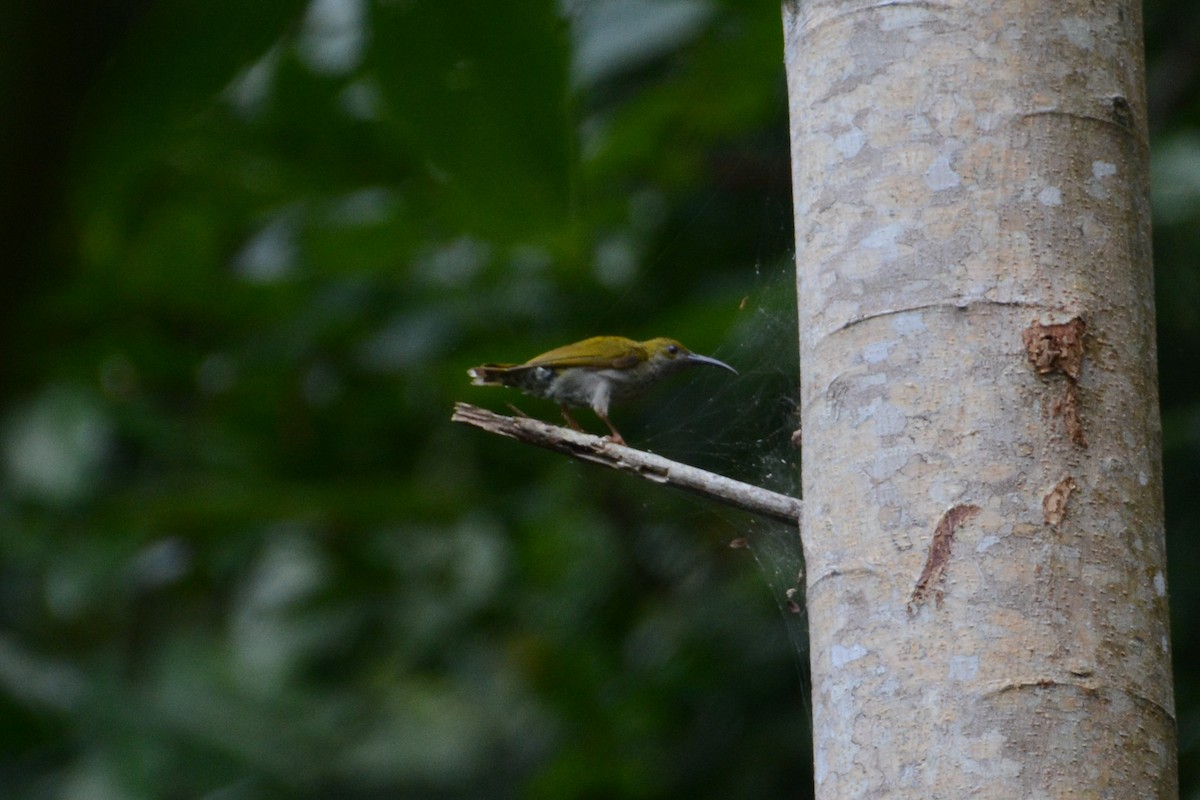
[
  {"xmin": 73, "ymin": 0, "xmax": 309, "ymax": 209},
  {"xmin": 371, "ymin": 0, "xmax": 574, "ymax": 240}
]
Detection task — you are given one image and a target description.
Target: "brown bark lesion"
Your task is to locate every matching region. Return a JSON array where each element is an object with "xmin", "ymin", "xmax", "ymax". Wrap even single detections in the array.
[
  {"xmin": 1022, "ymin": 317, "xmax": 1087, "ymax": 448},
  {"xmin": 1042, "ymin": 476, "xmax": 1077, "ymax": 529},
  {"xmin": 907, "ymin": 503, "xmax": 981, "ymax": 613}
]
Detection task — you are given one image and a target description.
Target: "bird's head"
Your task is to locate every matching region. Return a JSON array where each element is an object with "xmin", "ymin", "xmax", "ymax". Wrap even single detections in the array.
[{"xmin": 640, "ymin": 338, "xmax": 737, "ymax": 378}]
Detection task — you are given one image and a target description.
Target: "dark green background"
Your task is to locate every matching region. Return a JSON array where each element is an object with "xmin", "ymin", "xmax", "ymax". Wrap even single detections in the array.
[{"xmin": 1, "ymin": 1, "xmax": 1197, "ymax": 797}]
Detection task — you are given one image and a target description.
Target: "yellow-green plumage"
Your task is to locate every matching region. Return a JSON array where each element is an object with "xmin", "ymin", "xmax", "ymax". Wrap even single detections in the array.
[{"xmin": 468, "ymin": 336, "xmax": 736, "ymax": 444}]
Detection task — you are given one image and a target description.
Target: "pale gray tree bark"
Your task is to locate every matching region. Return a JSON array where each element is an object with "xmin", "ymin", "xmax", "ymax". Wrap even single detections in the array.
[{"xmin": 783, "ymin": 0, "xmax": 1177, "ymax": 797}]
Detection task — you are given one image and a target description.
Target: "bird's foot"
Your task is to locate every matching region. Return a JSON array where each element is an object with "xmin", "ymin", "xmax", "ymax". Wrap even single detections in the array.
[{"xmin": 559, "ymin": 406, "xmax": 585, "ymax": 433}]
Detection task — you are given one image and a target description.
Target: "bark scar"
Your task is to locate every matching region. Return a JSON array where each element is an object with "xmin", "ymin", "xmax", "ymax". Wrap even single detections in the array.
[
  {"xmin": 907, "ymin": 504, "xmax": 981, "ymax": 613},
  {"xmin": 1042, "ymin": 476, "xmax": 1077, "ymax": 529},
  {"xmin": 1022, "ymin": 317, "xmax": 1087, "ymax": 448}
]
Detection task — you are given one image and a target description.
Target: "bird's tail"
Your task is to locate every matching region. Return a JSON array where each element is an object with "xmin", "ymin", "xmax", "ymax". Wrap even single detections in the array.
[{"xmin": 467, "ymin": 364, "xmax": 515, "ymax": 386}]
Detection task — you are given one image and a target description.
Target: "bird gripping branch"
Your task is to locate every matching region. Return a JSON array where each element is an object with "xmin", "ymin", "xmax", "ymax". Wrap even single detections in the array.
[{"xmin": 468, "ymin": 336, "xmax": 736, "ymax": 445}]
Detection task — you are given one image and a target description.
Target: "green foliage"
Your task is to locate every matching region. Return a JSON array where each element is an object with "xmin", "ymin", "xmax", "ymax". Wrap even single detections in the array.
[
  {"xmin": 1, "ymin": 1, "xmax": 805, "ymax": 798},
  {"xmin": 1147, "ymin": 1, "xmax": 1200, "ymax": 792}
]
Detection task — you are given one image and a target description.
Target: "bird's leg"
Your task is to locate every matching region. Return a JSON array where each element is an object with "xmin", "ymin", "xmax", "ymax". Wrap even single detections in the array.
[
  {"xmin": 506, "ymin": 403, "xmax": 531, "ymax": 419},
  {"xmin": 595, "ymin": 410, "xmax": 627, "ymax": 446},
  {"xmin": 559, "ymin": 405, "xmax": 585, "ymax": 433}
]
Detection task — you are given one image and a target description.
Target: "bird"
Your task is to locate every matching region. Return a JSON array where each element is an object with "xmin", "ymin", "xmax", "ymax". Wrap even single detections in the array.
[{"xmin": 468, "ymin": 336, "xmax": 736, "ymax": 445}]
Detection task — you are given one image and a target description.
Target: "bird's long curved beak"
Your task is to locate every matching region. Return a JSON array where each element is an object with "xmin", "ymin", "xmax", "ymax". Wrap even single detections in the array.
[{"xmin": 687, "ymin": 353, "xmax": 737, "ymax": 374}]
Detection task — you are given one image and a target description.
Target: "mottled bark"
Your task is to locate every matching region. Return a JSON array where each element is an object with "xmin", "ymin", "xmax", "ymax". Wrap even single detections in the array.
[{"xmin": 783, "ymin": 1, "xmax": 1176, "ymax": 796}]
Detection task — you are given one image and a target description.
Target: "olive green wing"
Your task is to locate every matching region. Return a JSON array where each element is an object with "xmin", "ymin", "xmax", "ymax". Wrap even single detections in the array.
[{"xmin": 523, "ymin": 336, "xmax": 643, "ymax": 370}]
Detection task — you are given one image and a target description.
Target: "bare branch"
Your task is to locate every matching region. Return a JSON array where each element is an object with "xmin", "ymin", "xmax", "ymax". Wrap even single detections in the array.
[{"xmin": 451, "ymin": 403, "xmax": 802, "ymax": 525}]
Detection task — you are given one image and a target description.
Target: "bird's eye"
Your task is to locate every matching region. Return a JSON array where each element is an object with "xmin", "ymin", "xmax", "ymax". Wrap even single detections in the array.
[{"xmin": 666, "ymin": 344, "xmax": 679, "ymax": 355}]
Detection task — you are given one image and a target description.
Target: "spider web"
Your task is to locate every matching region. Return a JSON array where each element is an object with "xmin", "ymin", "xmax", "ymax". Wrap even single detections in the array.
[{"xmin": 629, "ymin": 250, "xmax": 812, "ymax": 725}]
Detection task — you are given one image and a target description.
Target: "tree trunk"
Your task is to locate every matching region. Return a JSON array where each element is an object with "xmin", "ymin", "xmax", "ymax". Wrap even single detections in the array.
[{"xmin": 783, "ymin": 1, "xmax": 1177, "ymax": 797}]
